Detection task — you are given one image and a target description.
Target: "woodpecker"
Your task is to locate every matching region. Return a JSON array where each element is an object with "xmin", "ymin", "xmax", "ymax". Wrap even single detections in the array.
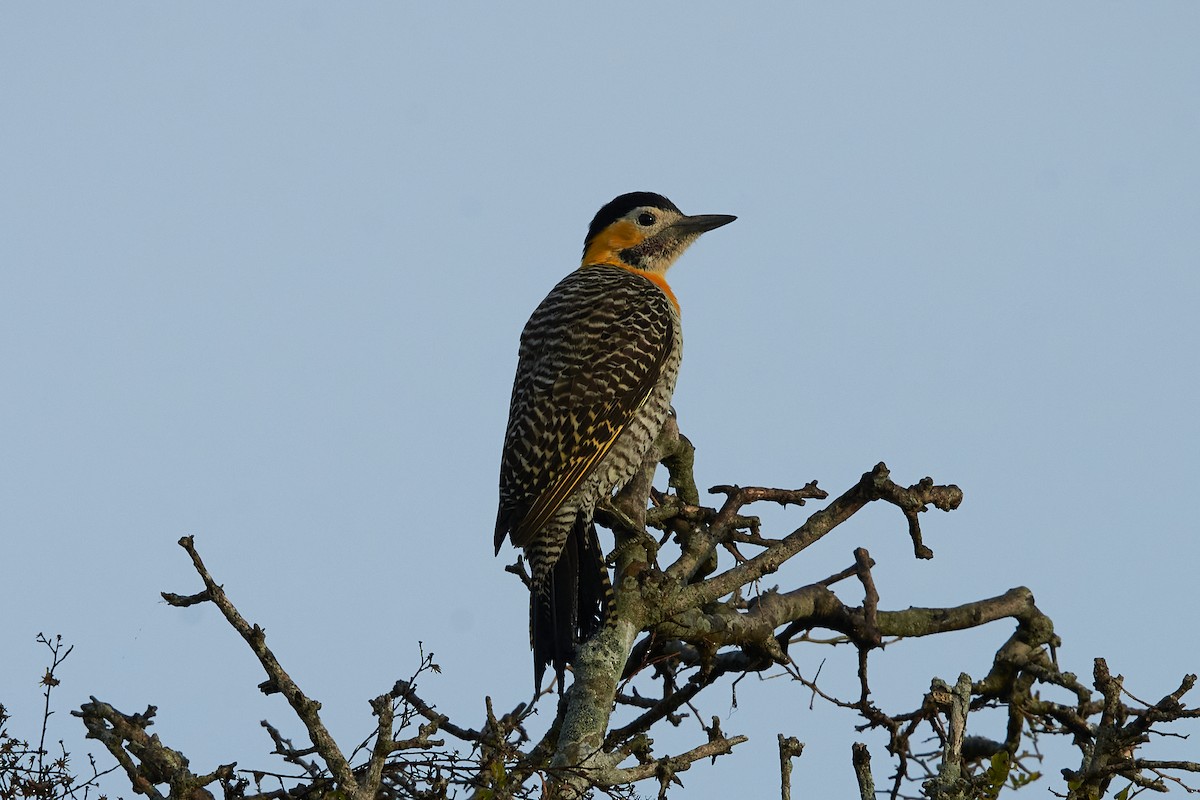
[{"xmin": 495, "ymin": 191, "xmax": 735, "ymax": 689}]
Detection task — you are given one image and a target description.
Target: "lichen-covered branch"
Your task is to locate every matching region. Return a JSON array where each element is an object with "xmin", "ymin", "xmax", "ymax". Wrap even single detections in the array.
[
  {"xmin": 73, "ymin": 419, "xmax": 1197, "ymax": 800},
  {"xmin": 778, "ymin": 735, "xmax": 804, "ymax": 800},
  {"xmin": 74, "ymin": 698, "xmax": 233, "ymax": 800},
  {"xmin": 1062, "ymin": 660, "xmax": 1200, "ymax": 799}
]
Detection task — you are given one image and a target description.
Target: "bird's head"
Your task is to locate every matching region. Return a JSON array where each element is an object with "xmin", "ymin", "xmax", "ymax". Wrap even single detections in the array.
[{"xmin": 581, "ymin": 192, "xmax": 736, "ymax": 274}]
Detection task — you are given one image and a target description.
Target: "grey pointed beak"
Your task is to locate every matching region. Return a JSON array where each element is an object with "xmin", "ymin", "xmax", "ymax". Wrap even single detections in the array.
[{"xmin": 671, "ymin": 213, "xmax": 737, "ymax": 235}]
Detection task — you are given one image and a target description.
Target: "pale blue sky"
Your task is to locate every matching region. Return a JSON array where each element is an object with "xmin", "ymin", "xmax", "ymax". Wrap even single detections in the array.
[{"xmin": 3, "ymin": 5, "xmax": 1198, "ymax": 797}]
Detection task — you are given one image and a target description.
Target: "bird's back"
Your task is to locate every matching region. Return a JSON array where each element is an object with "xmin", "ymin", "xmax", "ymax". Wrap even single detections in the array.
[{"xmin": 495, "ymin": 265, "xmax": 680, "ymax": 554}]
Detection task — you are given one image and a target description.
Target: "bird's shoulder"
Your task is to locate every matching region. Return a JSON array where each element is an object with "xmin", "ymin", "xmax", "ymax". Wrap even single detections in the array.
[{"xmin": 521, "ymin": 264, "xmax": 674, "ymax": 347}]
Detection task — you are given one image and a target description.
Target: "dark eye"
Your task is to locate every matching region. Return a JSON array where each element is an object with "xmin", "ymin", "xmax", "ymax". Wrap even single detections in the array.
[{"xmin": 637, "ymin": 212, "xmax": 656, "ymax": 226}]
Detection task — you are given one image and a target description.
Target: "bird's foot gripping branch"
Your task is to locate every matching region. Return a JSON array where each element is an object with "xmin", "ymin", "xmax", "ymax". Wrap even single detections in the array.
[{"xmin": 74, "ymin": 423, "xmax": 1199, "ymax": 800}]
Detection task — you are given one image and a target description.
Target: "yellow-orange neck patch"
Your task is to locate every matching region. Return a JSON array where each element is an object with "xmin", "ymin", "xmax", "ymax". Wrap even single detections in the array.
[
  {"xmin": 581, "ymin": 220, "xmax": 642, "ymax": 268},
  {"xmin": 581, "ymin": 221, "xmax": 679, "ymax": 311}
]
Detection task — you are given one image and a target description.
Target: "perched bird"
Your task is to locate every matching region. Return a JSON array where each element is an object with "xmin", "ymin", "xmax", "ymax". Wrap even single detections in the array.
[{"xmin": 495, "ymin": 192, "xmax": 735, "ymax": 689}]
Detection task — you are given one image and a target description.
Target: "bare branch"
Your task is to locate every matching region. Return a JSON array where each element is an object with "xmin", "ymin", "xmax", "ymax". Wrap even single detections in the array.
[
  {"xmin": 600, "ymin": 733, "xmax": 749, "ymax": 787},
  {"xmin": 851, "ymin": 743, "xmax": 875, "ymax": 800},
  {"xmin": 669, "ymin": 463, "xmax": 959, "ymax": 613},
  {"xmin": 161, "ymin": 536, "xmax": 360, "ymax": 795},
  {"xmin": 778, "ymin": 735, "xmax": 804, "ymax": 800}
]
